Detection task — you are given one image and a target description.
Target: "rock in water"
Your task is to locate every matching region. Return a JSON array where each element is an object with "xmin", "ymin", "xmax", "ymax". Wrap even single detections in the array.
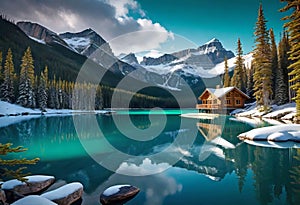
[
  {"xmin": 0, "ymin": 189, "xmax": 7, "ymax": 205},
  {"xmin": 100, "ymin": 185, "xmax": 140, "ymax": 205},
  {"xmin": 11, "ymin": 195, "xmax": 58, "ymax": 205},
  {"xmin": 41, "ymin": 182, "xmax": 83, "ymax": 205},
  {"xmin": 2, "ymin": 175, "xmax": 55, "ymax": 203}
]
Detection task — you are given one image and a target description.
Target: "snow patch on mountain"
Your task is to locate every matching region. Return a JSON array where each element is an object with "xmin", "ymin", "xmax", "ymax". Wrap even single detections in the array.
[
  {"xmin": 208, "ymin": 53, "xmax": 253, "ymax": 76},
  {"xmin": 205, "ymin": 38, "xmax": 219, "ymax": 45},
  {"xmin": 29, "ymin": 36, "xmax": 46, "ymax": 44},
  {"xmin": 63, "ymin": 37, "xmax": 91, "ymax": 52}
]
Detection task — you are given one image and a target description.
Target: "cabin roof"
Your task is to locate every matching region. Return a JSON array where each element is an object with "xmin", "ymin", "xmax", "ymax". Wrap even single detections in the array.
[{"xmin": 199, "ymin": 87, "xmax": 250, "ymax": 99}]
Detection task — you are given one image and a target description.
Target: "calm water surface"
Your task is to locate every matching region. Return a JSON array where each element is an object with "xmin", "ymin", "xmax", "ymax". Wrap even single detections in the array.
[{"xmin": 1, "ymin": 110, "xmax": 300, "ymax": 205}]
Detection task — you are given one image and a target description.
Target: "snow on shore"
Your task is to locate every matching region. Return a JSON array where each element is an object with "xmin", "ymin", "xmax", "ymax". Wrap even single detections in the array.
[
  {"xmin": 232, "ymin": 102, "xmax": 296, "ymax": 121},
  {"xmin": 238, "ymin": 124, "xmax": 300, "ymax": 142},
  {"xmin": 0, "ymin": 100, "xmax": 109, "ymax": 128}
]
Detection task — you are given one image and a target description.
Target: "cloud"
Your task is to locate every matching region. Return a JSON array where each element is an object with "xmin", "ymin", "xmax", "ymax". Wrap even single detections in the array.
[
  {"xmin": 0, "ymin": 0, "xmax": 172, "ymax": 55},
  {"xmin": 116, "ymin": 158, "xmax": 171, "ymax": 176}
]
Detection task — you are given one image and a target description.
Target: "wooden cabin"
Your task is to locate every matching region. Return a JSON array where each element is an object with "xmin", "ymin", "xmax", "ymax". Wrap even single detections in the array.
[{"xmin": 196, "ymin": 87, "xmax": 249, "ymax": 112}]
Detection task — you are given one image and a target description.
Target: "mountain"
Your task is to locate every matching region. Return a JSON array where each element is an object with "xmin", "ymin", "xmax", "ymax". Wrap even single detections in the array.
[
  {"xmin": 17, "ymin": 21, "xmax": 71, "ymax": 49},
  {"xmin": 1, "ymin": 17, "xmax": 185, "ymax": 108},
  {"xmin": 16, "ymin": 21, "xmax": 137, "ymax": 75},
  {"xmin": 59, "ymin": 28, "xmax": 113, "ymax": 57},
  {"xmin": 141, "ymin": 38, "xmax": 234, "ymax": 68},
  {"xmin": 118, "ymin": 39, "xmax": 236, "ymax": 93},
  {"xmin": 141, "ymin": 54, "xmax": 178, "ymax": 66},
  {"xmin": 121, "ymin": 53, "xmax": 139, "ymax": 65}
]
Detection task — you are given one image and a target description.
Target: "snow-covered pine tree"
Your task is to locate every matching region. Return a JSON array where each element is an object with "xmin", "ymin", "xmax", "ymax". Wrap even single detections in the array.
[
  {"xmin": 17, "ymin": 47, "xmax": 36, "ymax": 108},
  {"xmin": 223, "ymin": 57, "xmax": 231, "ymax": 87},
  {"xmin": 280, "ymin": 0, "xmax": 300, "ymax": 121},
  {"xmin": 275, "ymin": 32, "xmax": 290, "ymax": 105},
  {"xmin": 231, "ymin": 38, "xmax": 246, "ymax": 91},
  {"xmin": 1, "ymin": 48, "xmax": 15, "ymax": 103},
  {"xmin": 269, "ymin": 28, "xmax": 278, "ymax": 101},
  {"xmin": 37, "ymin": 66, "xmax": 48, "ymax": 111},
  {"xmin": 253, "ymin": 3, "xmax": 272, "ymax": 111}
]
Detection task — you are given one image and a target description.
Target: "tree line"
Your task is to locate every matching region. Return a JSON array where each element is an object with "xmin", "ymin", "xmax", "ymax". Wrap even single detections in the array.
[
  {"xmin": 0, "ymin": 47, "xmax": 172, "ymax": 111},
  {"xmin": 223, "ymin": 1, "xmax": 299, "ymax": 120}
]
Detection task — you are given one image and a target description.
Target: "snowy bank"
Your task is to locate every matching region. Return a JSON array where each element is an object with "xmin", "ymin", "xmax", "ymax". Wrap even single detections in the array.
[
  {"xmin": 238, "ymin": 124, "xmax": 300, "ymax": 142},
  {"xmin": 0, "ymin": 100, "xmax": 110, "ymax": 128},
  {"xmin": 233, "ymin": 102, "xmax": 296, "ymax": 121}
]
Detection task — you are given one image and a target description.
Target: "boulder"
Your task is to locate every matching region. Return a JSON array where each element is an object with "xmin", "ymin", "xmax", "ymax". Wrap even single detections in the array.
[
  {"xmin": 41, "ymin": 182, "xmax": 83, "ymax": 205},
  {"xmin": 1, "ymin": 190, "xmax": 24, "ymax": 204},
  {"xmin": 2, "ymin": 175, "xmax": 55, "ymax": 195},
  {"xmin": 2, "ymin": 175, "xmax": 55, "ymax": 203},
  {"xmin": 0, "ymin": 189, "xmax": 8, "ymax": 205},
  {"xmin": 100, "ymin": 185, "xmax": 140, "ymax": 205},
  {"xmin": 11, "ymin": 195, "xmax": 57, "ymax": 205}
]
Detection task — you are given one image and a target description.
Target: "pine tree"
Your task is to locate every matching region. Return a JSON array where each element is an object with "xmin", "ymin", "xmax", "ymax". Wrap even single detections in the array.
[
  {"xmin": 280, "ymin": 0, "xmax": 300, "ymax": 121},
  {"xmin": 275, "ymin": 32, "xmax": 290, "ymax": 105},
  {"xmin": 223, "ymin": 57, "xmax": 231, "ymax": 87},
  {"xmin": 37, "ymin": 66, "xmax": 48, "ymax": 111},
  {"xmin": 270, "ymin": 28, "xmax": 278, "ymax": 101},
  {"xmin": 0, "ymin": 51, "xmax": 3, "ymax": 86},
  {"xmin": 246, "ymin": 63, "xmax": 254, "ymax": 99},
  {"xmin": 95, "ymin": 85, "xmax": 103, "ymax": 110},
  {"xmin": 1, "ymin": 48, "xmax": 16, "ymax": 103},
  {"xmin": 252, "ymin": 3, "xmax": 272, "ymax": 111},
  {"xmin": 231, "ymin": 38, "xmax": 245, "ymax": 91},
  {"xmin": 17, "ymin": 47, "xmax": 36, "ymax": 108},
  {"xmin": 0, "ymin": 143, "xmax": 39, "ymax": 182}
]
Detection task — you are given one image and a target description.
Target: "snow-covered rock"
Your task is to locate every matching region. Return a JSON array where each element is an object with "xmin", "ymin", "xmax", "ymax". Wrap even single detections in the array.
[
  {"xmin": 11, "ymin": 195, "xmax": 57, "ymax": 205},
  {"xmin": 100, "ymin": 185, "xmax": 140, "ymax": 205},
  {"xmin": 2, "ymin": 175, "xmax": 55, "ymax": 195},
  {"xmin": 41, "ymin": 182, "xmax": 83, "ymax": 205},
  {"xmin": 238, "ymin": 124, "xmax": 300, "ymax": 142}
]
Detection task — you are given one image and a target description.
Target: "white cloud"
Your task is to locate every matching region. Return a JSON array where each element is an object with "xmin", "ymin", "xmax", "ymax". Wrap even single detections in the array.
[
  {"xmin": 0, "ymin": 0, "xmax": 172, "ymax": 55},
  {"xmin": 107, "ymin": 0, "xmax": 145, "ymax": 18},
  {"xmin": 109, "ymin": 19, "xmax": 174, "ymax": 55}
]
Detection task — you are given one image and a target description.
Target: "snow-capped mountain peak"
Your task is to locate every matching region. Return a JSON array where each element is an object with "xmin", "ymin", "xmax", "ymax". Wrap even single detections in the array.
[
  {"xmin": 59, "ymin": 28, "xmax": 113, "ymax": 57},
  {"xmin": 205, "ymin": 38, "xmax": 220, "ymax": 45},
  {"xmin": 121, "ymin": 53, "xmax": 138, "ymax": 65}
]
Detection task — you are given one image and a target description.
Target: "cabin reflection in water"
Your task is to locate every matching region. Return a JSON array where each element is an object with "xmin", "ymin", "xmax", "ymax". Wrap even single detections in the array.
[{"xmin": 197, "ymin": 117, "xmax": 251, "ymax": 144}]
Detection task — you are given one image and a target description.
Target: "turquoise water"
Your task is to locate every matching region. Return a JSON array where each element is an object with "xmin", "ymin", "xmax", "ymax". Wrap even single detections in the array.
[{"xmin": 1, "ymin": 111, "xmax": 300, "ymax": 205}]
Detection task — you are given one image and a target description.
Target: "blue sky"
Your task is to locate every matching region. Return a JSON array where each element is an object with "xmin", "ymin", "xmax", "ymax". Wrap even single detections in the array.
[
  {"xmin": 136, "ymin": 0, "xmax": 288, "ymax": 53},
  {"xmin": 1, "ymin": 0, "xmax": 288, "ymax": 55}
]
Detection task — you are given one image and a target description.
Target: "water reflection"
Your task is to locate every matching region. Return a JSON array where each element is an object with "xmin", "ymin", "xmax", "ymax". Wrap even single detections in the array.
[{"xmin": 1, "ymin": 114, "xmax": 300, "ymax": 204}]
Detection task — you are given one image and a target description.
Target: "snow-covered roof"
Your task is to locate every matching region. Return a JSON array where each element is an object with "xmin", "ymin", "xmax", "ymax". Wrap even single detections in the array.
[{"xmin": 200, "ymin": 87, "xmax": 250, "ymax": 99}]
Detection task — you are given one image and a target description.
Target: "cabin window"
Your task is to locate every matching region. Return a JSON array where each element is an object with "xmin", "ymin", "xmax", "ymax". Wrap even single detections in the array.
[
  {"xmin": 236, "ymin": 99, "xmax": 241, "ymax": 105},
  {"xmin": 226, "ymin": 99, "xmax": 230, "ymax": 104}
]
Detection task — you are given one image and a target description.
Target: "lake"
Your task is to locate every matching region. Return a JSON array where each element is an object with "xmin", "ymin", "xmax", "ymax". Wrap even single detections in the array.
[{"xmin": 1, "ymin": 110, "xmax": 300, "ymax": 205}]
